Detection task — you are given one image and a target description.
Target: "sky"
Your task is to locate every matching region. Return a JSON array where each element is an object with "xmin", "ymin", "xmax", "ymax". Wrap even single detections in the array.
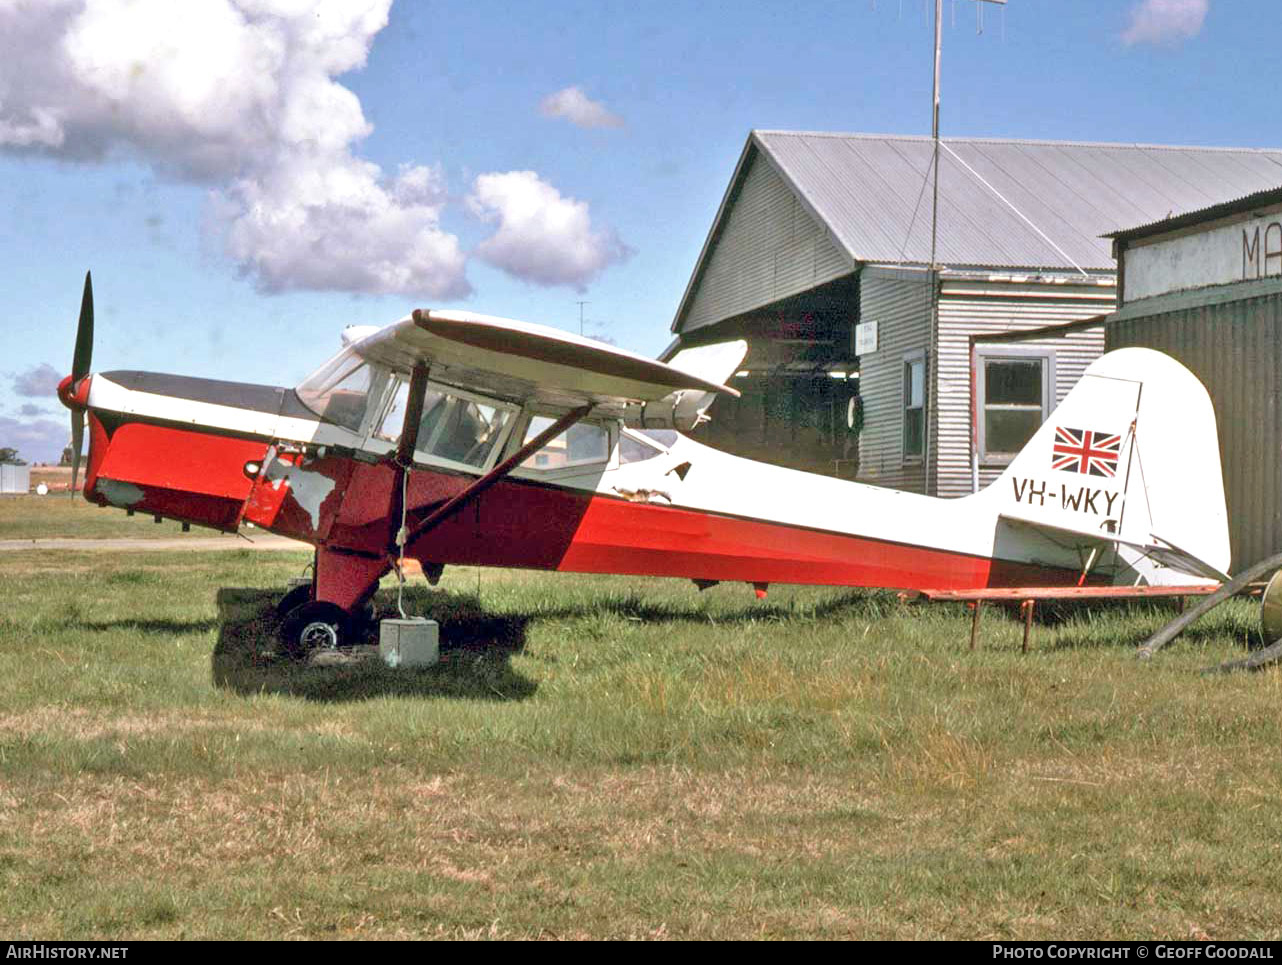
[{"xmin": 0, "ymin": 0, "xmax": 1274, "ymax": 463}]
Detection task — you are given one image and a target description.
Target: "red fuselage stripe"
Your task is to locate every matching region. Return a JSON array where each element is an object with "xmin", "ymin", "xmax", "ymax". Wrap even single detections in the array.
[
  {"xmin": 402, "ymin": 475, "xmax": 1080, "ymax": 590},
  {"xmin": 85, "ymin": 412, "xmax": 1083, "ymax": 592}
]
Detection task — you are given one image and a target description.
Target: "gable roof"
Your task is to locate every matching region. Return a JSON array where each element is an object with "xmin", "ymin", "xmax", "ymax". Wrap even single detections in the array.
[{"xmin": 673, "ymin": 131, "xmax": 1282, "ymax": 333}]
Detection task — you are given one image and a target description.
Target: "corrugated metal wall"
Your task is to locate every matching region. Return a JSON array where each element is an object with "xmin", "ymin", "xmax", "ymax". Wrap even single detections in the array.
[
  {"xmin": 1107, "ymin": 291, "xmax": 1282, "ymax": 569},
  {"xmin": 935, "ymin": 277, "xmax": 1114, "ymax": 497},
  {"xmin": 681, "ymin": 148, "xmax": 851, "ymax": 333},
  {"xmin": 0, "ymin": 464, "xmax": 30, "ymax": 493},
  {"xmin": 698, "ymin": 372, "xmax": 858, "ymax": 477},
  {"xmin": 856, "ymin": 270, "xmax": 932, "ymax": 493}
]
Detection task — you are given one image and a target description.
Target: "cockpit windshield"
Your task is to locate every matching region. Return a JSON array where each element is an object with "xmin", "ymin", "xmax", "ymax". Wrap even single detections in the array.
[
  {"xmin": 299, "ymin": 349, "xmax": 517, "ymax": 468},
  {"xmin": 296, "ymin": 347, "xmax": 387, "ymax": 433}
]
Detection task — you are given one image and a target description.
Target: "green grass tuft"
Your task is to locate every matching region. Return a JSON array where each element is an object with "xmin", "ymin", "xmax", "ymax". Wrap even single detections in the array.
[{"xmin": 1, "ymin": 500, "xmax": 1280, "ymax": 937}]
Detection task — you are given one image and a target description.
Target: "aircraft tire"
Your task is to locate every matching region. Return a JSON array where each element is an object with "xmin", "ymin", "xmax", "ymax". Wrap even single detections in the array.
[
  {"xmin": 275, "ymin": 583, "xmax": 313, "ymax": 618},
  {"xmin": 279, "ymin": 601, "xmax": 353, "ymax": 658}
]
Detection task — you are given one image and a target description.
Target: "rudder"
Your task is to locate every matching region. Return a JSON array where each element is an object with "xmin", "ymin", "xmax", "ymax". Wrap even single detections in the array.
[{"xmin": 987, "ymin": 348, "xmax": 1229, "ymax": 583}]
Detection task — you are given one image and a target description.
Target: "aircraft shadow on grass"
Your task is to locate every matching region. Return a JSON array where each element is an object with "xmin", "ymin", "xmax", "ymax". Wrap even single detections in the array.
[
  {"xmin": 209, "ymin": 584, "xmax": 888, "ymax": 702},
  {"xmin": 1001, "ymin": 598, "xmax": 1267, "ymax": 653},
  {"xmin": 213, "ymin": 580, "xmax": 1253, "ymax": 692},
  {"xmin": 72, "ymin": 617, "xmax": 222, "ymax": 635},
  {"xmin": 211, "ymin": 585, "xmax": 538, "ymax": 703}
]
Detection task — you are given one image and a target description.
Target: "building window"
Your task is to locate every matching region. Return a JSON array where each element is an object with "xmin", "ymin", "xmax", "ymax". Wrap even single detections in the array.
[
  {"xmin": 977, "ymin": 348, "xmax": 1054, "ymax": 464},
  {"xmin": 903, "ymin": 353, "xmax": 926, "ymax": 460}
]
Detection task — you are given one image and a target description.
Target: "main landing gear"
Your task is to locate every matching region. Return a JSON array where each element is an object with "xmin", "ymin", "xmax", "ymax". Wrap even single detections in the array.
[
  {"xmin": 276, "ymin": 591, "xmax": 379, "ymax": 657},
  {"xmin": 275, "ymin": 577, "xmax": 382, "ymax": 658},
  {"xmin": 274, "ymin": 548, "xmax": 390, "ymax": 657},
  {"xmin": 279, "ymin": 600, "xmax": 357, "ymax": 657},
  {"xmin": 276, "ymin": 582, "xmax": 314, "ymax": 619}
]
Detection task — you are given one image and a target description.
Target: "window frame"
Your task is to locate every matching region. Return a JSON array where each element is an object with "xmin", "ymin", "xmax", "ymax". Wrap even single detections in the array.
[
  {"xmin": 359, "ymin": 373, "xmax": 521, "ymax": 474},
  {"xmin": 902, "ymin": 350, "xmax": 927, "ymax": 464},
  {"xmin": 295, "ymin": 347, "xmax": 391, "ymax": 436},
  {"xmin": 512, "ymin": 409, "xmax": 618, "ymax": 478},
  {"xmin": 975, "ymin": 345, "xmax": 1055, "ymax": 467}
]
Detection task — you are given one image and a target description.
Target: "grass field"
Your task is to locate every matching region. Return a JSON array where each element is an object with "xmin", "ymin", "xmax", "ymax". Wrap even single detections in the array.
[
  {"xmin": 0, "ymin": 494, "xmax": 211, "ymax": 541},
  {"xmin": 1, "ymin": 503, "xmax": 1281, "ymax": 939}
]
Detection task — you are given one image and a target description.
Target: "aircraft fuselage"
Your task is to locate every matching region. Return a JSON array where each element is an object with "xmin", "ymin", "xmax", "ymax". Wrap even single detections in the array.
[{"xmin": 75, "ymin": 367, "xmax": 1089, "ymax": 616}]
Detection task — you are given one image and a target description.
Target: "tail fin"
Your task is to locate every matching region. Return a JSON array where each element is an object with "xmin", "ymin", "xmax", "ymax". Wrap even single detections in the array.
[
  {"xmin": 661, "ymin": 340, "xmax": 748, "ymax": 430},
  {"xmin": 989, "ymin": 347, "xmax": 1229, "ymax": 584}
]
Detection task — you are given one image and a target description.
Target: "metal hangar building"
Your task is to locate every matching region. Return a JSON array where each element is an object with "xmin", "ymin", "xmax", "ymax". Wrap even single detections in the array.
[
  {"xmin": 667, "ymin": 130, "xmax": 1282, "ymax": 496},
  {"xmin": 1107, "ymin": 185, "xmax": 1282, "ymax": 569}
]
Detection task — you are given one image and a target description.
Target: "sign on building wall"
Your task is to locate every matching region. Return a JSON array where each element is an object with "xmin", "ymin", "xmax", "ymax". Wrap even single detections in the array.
[
  {"xmin": 1124, "ymin": 208, "xmax": 1282, "ymax": 302},
  {"xmin": 855, "ymin": 320, "xmax": 878, "ymax": 356}
]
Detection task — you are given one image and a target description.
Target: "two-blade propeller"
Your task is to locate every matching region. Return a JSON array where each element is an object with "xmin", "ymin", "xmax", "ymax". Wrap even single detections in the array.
[{"xmin": 69, "ymin": 271, "xmax": 92, "ymax": 498}]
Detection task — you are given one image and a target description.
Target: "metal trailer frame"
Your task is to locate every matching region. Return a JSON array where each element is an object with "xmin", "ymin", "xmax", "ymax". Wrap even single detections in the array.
[{"xmin": 901, "ymin": 584, "xmax": 1224, "ymax": 653}]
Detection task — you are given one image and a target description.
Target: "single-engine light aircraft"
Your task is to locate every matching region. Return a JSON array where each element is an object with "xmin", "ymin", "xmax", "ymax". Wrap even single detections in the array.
[{"xmin": 58, "ymin": 273, "xmax": 1231, "ymax": 653}]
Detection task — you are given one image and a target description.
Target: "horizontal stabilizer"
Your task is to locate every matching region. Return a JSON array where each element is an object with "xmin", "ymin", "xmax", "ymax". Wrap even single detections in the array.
[{"xmin": 998, "ymin": 514, "xmax": 1228, "ymax": 584}]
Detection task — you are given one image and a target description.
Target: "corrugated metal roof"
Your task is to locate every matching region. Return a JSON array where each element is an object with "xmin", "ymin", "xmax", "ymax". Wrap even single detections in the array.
[
  {"xmin": 1108, "ymin": 184, "xmax": 1282, "ymax": 244},
  {"xmin": 753, "ymin": 131, "xmax": 1282, "ymax": 272}
]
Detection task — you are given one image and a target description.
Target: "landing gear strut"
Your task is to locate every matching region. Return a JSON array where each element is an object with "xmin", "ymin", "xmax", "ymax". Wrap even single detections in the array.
[{"xmin": 274, "ymin": 546, "xmax": 389, "ymax": 657}]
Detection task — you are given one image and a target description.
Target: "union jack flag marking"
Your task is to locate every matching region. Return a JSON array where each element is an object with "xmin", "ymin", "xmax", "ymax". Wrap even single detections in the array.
[{"xmin": 1051, "ymin": 427, "xmax": 1121, "ymax": 477}]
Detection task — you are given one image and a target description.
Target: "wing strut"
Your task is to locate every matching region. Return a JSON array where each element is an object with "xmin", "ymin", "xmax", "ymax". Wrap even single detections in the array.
[
  {"xmin": 387, "ymin": 362, "xmax": 431, "ymax": 556},
  {"xmin": 396, "ymin": 362, "xmax": 432, "ymax": 467},
  {"xmin": 402, "ymin": 404, "xmax": 592, "ymax": 547}
]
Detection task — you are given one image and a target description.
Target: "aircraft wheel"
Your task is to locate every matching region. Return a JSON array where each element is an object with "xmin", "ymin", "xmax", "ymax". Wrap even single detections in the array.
[
  {"xmin": 277, "ymin": 584, "xmax": 374, "ymax": 625},
  {"xmin": 275, "ymin": 583, "xmax": 313, "ymax": 617},
  {"xmin": 279, "ymin": 601, "xmax": 353, "ymax": 658},
  {"xmin": 1262, "ymin": 569, "xmax": 1282, "ymax": 645}
]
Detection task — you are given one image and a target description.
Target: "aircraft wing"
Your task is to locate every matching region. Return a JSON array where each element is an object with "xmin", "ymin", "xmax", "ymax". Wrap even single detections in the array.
[
  {"xmin": 997, "ymin": 514, "xmax": 1229, "ymax": 584},
  {"xmin": 352, "ymin": 310, "xmax": 741, "ymax": 417}
]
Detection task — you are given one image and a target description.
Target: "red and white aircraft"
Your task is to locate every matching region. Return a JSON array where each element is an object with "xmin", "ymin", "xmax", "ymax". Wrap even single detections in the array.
[{"xmin": 58, "ymin": 274, "xmax": 1231, "ymax": 653}]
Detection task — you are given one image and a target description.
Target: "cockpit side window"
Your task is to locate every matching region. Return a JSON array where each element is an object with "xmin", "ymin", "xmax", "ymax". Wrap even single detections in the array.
[
  {"xmin": 619, "ymin": 431, "xmax": 664, "ymax": 465},
  {"xmin": 417, "ymin": 391, "xmax": 515, "ymax": 468},
  {"xmin": 638, "ymin": 429, "xmax": 679, "ymax": 449},
  {"xmin": 520, "ymin": 417, "xmax": 612, "ymax": 471},
  {"xmin": 373, "ymin": 379, "xmax": 409, "ymax": 442},
  {"xmin": 367, "ymin": 375, "xmax": 516, "ymax": 470}
]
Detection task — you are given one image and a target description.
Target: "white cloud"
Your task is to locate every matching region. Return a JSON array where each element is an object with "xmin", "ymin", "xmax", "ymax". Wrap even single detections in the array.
[
  {"xmin": 468, "ymin": 171, "xmax": 632, "ymax": 291},
  {"xmin": 1121, "ymin": 0, "xmax": 1208, "ymax": 46},
  {"xmin": 224, "ymin": 158, "xmax": 470, "ymax": 298},
  {"xmin": 13, "ymin": 364, "xmax": 62, "ymax": 398},
  {"xmin": 539, "ymin": 86, "xmax": 624, "ymax": 130},
  {"xmin": 0, "ymin": 415, "xmax": 66, "ymax": 465},
  {"xmin": 0, "ymin": 0, "xmax": 471, "ymax": 298}
]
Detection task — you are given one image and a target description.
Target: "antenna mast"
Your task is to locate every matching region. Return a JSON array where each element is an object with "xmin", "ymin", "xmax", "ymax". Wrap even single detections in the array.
[
  {"xmin": 928, "ymin": 0, "xmax": 1005, "ymax": 496},
  {"xmin": 931, "ymin": 0, "xmax": 1006, "ymax": 271}
]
